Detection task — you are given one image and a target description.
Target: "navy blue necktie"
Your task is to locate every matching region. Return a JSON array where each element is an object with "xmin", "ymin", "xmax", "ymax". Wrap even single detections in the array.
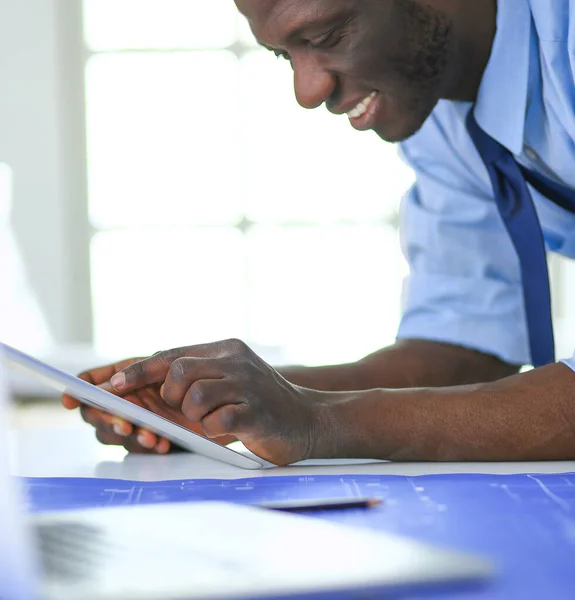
[{"xmin": 466, "ymin": 110, "xmax": 555, "ymax": 368}]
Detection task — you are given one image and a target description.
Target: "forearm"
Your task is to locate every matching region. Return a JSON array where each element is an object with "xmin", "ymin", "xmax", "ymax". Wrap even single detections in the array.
[
  {"xmin": 279, "ymin": 339, "xmax": 520, "ymax": 391},
  {"xmin": 312, "ymin": 363, "xmax": 575, "ymax": 461}
]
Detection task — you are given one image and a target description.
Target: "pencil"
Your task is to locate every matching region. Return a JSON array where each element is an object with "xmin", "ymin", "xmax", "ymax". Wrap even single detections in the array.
[{"xmin": 256, "ymin": 497, "xmax": 383, "ymax": 513}]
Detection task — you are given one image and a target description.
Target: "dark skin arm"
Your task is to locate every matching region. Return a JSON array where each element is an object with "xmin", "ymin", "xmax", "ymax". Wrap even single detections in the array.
[
  {"xmin": 279, "ymin": 339, "xmax": 520, "ymax": 391},
  {"xmin": 66, "ymin": 338, "xmax": 575, "ymax": 465},
  {"xmin": 313, "ymin": 362, "xmax": 575, "ymax": 462},
  {"xmin": 62, "ymin": 340, "xmax": 518, "ymax": 453}
]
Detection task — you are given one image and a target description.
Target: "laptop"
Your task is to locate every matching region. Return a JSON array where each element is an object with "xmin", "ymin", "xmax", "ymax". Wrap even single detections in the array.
[{"xmin": 0, "ymin": 348, "xmax": 493, "ymax": 600}]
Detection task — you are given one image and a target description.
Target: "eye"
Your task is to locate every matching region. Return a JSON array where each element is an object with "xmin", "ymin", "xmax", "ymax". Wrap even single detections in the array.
[{"xmin": 308, "ymin": 29, "xmax": 343, "ymax": 50}]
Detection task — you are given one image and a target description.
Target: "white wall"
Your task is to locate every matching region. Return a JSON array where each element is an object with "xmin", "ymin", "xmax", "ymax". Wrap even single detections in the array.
[{"xmin": 0, "ymin": 0, "xmax": 92, "ymax": 346}]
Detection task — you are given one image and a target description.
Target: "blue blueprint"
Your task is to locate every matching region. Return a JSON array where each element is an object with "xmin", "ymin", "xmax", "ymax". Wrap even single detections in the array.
[{"xmin": 22, "ymin": 473, "xmax": 575, "ymax": 599}]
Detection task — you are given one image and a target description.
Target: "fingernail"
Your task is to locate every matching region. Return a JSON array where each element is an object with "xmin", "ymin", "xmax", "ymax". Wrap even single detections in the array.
[
  {"xmin": 156, "ymin": 441, "xmax": 169, "ymax": 454},
  {"xmin": 113, "ymin": 422, "xmax": 128, "ymax": 437},
  {"xmin": 110, "ymin": 373, "xmax": 126, "ymax": 389},
  {"xmin": 138, "ymin": 433, "xmax": 154, "ymax": 449}
]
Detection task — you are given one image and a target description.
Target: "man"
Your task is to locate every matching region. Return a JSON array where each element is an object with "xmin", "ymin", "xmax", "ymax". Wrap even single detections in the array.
[{"xmin": 63, "ymin": 0, "xmax": 575, "ymax": 465}]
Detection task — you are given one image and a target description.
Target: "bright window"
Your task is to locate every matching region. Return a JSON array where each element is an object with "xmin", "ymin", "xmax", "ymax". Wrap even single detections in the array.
[
  {"xmin": 83, "ymin": 1, "xmax": 413, "ymax": 364},
  {"xmin": 0, "ymin": 163, "xmax": 51, "ymax": 352}
]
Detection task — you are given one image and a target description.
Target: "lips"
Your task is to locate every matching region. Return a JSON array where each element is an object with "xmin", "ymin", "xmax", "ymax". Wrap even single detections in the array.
[
  {"xmin": 347, "ymin": 91, "xmax": 382, "ymax": 131},
  {"xmin": 346, "ymin": 91, "xmax": 377, "ymax": 119}
]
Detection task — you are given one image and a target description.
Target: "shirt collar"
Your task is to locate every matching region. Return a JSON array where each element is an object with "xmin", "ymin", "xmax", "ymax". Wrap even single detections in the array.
[{"xmin": 473, "ymin": 0, "xmax": 533, "ymax": 155}]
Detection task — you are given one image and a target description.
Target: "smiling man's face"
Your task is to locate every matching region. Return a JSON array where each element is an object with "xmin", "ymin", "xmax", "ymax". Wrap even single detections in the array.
[{"xmin": 235, "ymin": 0, "xmax": 457, "ymax": 142}]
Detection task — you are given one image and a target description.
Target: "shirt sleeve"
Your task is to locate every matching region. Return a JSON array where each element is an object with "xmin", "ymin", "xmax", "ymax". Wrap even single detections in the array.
[{"xmin": 396, "ymin": 101, "xmax": 530, "ymax": 366}]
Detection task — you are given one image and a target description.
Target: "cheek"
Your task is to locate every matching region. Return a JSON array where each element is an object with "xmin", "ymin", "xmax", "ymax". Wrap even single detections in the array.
[{"xmin": 340, "ymin": 32, "xmax": 401, "ymax": 89}]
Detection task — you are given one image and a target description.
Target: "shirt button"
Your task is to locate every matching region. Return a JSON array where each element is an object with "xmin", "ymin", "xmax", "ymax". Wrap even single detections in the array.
[{"xmin": 524, "ymin": 146, "xmax": 539, "ymax": 162}]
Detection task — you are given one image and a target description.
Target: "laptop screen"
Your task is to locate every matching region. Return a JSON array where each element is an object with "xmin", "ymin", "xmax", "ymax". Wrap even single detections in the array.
[{"xmin": 0, "ymin": 346, "xmax": 41, "ymax": 599}]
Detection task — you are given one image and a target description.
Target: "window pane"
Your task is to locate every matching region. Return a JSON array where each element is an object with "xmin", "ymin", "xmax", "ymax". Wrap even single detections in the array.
[
  {"xmin": 0, "ymin": 164, "xmax": 51, "ymax": 352},
  {"xmin": 86, "ymin": 52, "xmax": 242, "ymax": 228},
  {"xmin": 91, "ymin": 229, "xmax": 246, "ymax": 357},
  {"xmin": 246, "ymin": 225, "xmax": 406, "ymax": 365},
  {"xmin": 240, "ymin": 51, "xmax": 415, "ymax": 224},
  {"xmin": 83, "ymin": 0, "xmax": 238, "ymax": 51}
]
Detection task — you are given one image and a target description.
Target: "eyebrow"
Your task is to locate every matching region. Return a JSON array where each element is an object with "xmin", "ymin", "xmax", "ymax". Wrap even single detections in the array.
[
  {"xmin": 256, "ymin": 5, "xmax": 353, "ymax": 52},
  {"xmin": 288, "ymin": 15, "xmax": 344, "ymax": 42},
  {"xmin": 258, "ymin": 9, "xmax": 350, "ymax": 53}
]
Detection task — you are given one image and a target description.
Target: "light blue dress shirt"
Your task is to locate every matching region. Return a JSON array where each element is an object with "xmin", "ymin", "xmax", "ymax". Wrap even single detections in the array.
[{"xmin": 397, "ymin": 0, "xmax": 575, "ymax": 371}]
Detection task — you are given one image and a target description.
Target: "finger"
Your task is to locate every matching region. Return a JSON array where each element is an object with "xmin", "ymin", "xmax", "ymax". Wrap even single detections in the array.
[
  {"xmin": 62, "ymin": 372, "xmax": 96, "ymax": 409},
  {"xmin": 62, "ymin": 358, "xmax": 144, "ymax": 409},
  {"xmin": 181, "ymin": 379, "xmax": 239, "ymax": 422},
  {"xmin": 80, "ymin": 405, "xmax": 134, "ymax": 437},
  {"xmin": 63, "ymin": 381, "xmax": 118, "ymax": 410},
  {"xmin": 95, "ymin": 430, "xmax": 158, "ymax": 454},
  {"xmin": 80, "ymin": 358, "xmax": 147, "ymax": 387},
  {"xmin": 110, "ymin": 342, "xmax": 239, "ymax": 393},
  {"xmin": 201, "ymin": 404, "xmax": 251, "ymax": 439},
  {"xmin": 123, "ymin": 432, "xmax": 169, "ymax": 454},
  {"xmin": 109, "ymin": 353, "xmax": 180, "ymax": 393},
  {"xmin": 162, "ymin": 358, "xmax": 226, "ymax": 408},
  {"xmin": 82, "ymin": 387, "xmax": 167, "ymax": 449},
  {"xmin": 155, "ymin": 437, "xmax": 171, "ymax": 454},
  {"xmin": 135, "ymin": 428, "xmax": 158, "ymax": 450},
  {"xmin": 62, "ymin": 395, "xmax": 81, "ymax": 410},
  {"xmin": 95, "ymin": 429, "xmax": 132, "ymax": 447}
]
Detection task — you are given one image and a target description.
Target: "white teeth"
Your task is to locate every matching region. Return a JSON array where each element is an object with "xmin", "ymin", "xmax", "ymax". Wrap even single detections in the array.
[{"xmin": 347, "ymin": 91, "xmax": 377, "ymax": 119}]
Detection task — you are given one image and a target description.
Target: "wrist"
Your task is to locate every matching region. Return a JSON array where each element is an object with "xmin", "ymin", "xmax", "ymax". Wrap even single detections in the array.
[
  {"xmin": 308, "ymin": 385, "xmax": 485, "ymax": 461},
  {"xmin": 308, "ymin": 389, "xmax": 371, "ymax": 459},
  {"xmin": 307, "ymin": 384, "xmax": 485, "ymax": 461}
]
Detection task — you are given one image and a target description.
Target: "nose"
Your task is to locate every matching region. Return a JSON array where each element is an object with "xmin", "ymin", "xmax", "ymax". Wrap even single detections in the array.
[{"xmin": 292, "ymin": 53, "xmax": 336, "ymax": 110}]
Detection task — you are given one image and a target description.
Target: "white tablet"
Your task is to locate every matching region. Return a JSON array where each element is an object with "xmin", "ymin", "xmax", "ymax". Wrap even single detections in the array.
[{"xmin": 1, "ymin": 343, "xmax": 268, "ymax": 470}]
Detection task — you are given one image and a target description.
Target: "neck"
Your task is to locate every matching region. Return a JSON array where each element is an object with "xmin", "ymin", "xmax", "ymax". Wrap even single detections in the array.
[{"xmin": 444, "ymin": 0, "xmax": 497, "ymax": 103}]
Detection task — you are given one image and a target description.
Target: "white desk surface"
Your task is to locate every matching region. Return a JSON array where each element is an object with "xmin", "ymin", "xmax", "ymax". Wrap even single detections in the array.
[{"xmin": 9, "ymin": 423, "xmax": 575, "ymax": 481}]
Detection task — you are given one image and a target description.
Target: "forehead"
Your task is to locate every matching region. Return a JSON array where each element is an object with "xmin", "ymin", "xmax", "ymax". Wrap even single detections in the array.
[{"xmin": 235, "ymin": 0, "xmax": 350, "ymax": 44}]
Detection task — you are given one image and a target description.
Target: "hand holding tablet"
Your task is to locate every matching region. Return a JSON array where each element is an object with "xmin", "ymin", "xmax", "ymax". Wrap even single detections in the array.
[
  {"xmin": 60, "ymin": 356, "xmax": 235, "ymax": 455},
  {"xmin": 1, "ymin": 342, "xmax": 269, "ymax": 469},
  {"xmin": 2, "ymin": 338, "xmax": 335, "ymax": 469}
]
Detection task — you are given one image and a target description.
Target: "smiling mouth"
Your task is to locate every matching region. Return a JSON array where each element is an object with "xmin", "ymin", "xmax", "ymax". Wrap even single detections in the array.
[{"xmin": 347, "ymin": 91, "xmax": 377, "ymax": 119}]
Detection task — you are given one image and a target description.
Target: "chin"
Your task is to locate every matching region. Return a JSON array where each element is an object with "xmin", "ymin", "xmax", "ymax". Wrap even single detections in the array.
[
  {"xmin": 372, "ymin": 113, "xmax": 430, "ymax": 143},
  {"xmin": 373, "ymin": 95, "xmax": 439, "ymax": 143}
]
